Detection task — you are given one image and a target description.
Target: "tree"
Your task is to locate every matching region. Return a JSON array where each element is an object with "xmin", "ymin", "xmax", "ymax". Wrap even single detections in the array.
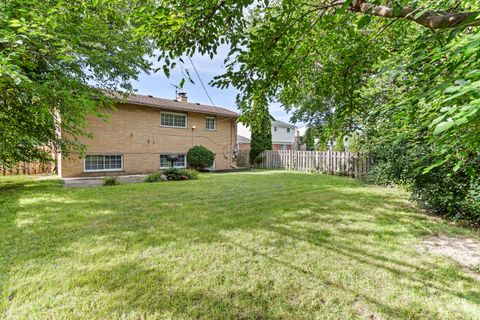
[
  {"xmin": 334, "ymin": 136, "xmax": 344, "ymax": 152},
  {"xmin": 0, "ymin": 0, "xmax": 153, "ymax": 166},
  {"xmin": 249, "ymin": 98, "xmax": 272, "ymax": 164},
  {"xmin": 298, "ymin": 127, "xmax": 315, "ymax": 151}
]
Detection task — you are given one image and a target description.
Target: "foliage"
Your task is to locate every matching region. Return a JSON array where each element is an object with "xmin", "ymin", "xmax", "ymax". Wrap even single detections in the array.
[
  {"xmin": 249, "ymin": 101, "xmax": 272, "ymax": 164},
  {"xmin": 103, "ymin": 176, "xmax": 120, "ymax": 186},
  {"xmin": 162, "ymin": 167, "xmax": 198, "ymax": 181},
  {"xmin": 146, "ymin": 169, "xmax": 198, "ymax": 182},
  {"xmin": 316, "ymin": 136, "xmax": 329, "ymax": 151},
  {"xmin": 2, "ymin": 173, "xmax": 480, "ymax": 318},
  {"xmin": 334, "ymin": 136, "xmax": 344, "ymax": 152},
  {"xmin": 366, "ymin": 134, "xmax": 480, "ymax": 221},
  {"xmin": 144, "ymin": 172, "xmax": 163, "ymax": 183},
  {"xmin": 299, "ymin": 127, "xmax": 316, "ymax": 151},
  {"xmin": 0, "ymin": 0, "xmax": 153, "ymax": 166},
  {"xmin": 183, "ymin": 169, "xmax": 199, "ymax": 180},
  {"xmin": 347, "ymin": 133, "xmax": 362, "ymax": 153},
  {"xmin": 186, "ymin": 145, "xmax": 215, "ymax": 170},
  {"xmin": 254, "ymin": 155, "xmax": 264, "ymax": 165}
]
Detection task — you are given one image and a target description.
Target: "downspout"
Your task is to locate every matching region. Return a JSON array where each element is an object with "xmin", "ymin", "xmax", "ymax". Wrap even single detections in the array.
[{"xmin": 230, "ymin": 118, "xmax": 235, "ymax": 168}]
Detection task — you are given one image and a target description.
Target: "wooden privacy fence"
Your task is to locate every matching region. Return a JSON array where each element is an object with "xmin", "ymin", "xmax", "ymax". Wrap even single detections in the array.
[
  {"xmin": 255, "ymin": 150, "xmax": 372, "ymax": 177},
  {"xmin": 236, "ymin": 150, "xmax": 251, "ymax": 167},
  {"xmin": 0, "ymin": 160, "xmax": 55, "ymax": 176}
]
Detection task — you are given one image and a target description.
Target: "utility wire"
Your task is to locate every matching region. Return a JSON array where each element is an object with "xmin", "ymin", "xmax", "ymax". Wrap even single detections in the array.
[{"xmin": 187, "ymin": 56, "xmax": 218, "ymax": 109}]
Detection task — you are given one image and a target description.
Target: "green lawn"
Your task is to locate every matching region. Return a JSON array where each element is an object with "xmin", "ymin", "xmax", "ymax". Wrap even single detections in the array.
[{"xmin": 1, "ymin": 171, "xmax": 479, "ymax": 319}]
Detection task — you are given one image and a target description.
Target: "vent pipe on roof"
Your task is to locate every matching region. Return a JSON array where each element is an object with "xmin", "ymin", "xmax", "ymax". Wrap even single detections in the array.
[{"xmin": 177, "ymin": 92, "xmax": 187, "ymax": 102}]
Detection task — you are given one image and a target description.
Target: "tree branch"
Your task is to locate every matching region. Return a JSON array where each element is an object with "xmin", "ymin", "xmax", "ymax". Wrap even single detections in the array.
[{"xmin": 350, "ymin": 1, "xmax": 480, "ymax": 29}]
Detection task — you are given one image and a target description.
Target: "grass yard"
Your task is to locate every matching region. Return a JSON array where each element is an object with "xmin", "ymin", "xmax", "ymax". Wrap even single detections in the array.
[{"xmin": 1, "ymin": 171, "xmax": 479, "ymax": 319}]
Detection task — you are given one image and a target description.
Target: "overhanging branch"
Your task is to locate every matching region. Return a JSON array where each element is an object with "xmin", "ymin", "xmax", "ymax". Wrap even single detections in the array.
[
  {"xmin": 307, "ymin": 1, "xmax": 480, "ymax": 29},
  {"xmin": 351, "ymin": 1, "xmax": 480, "ymax": 29}
]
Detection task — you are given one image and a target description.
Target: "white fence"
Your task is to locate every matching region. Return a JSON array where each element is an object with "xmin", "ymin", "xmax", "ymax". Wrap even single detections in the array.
[{"xmin": 256, "ymin": 150, "xmax": 372, "ymax": 177}]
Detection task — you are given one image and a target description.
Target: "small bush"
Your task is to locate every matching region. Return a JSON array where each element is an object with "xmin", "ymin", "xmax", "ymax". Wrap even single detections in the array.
[
  {"xmin": 103, "ymin": 176, "xmax": 119, "ymax": 186},
  {"xmin": 145, "ymin": 169, "xmax": 199, "ymax": 182},
  {"xmin": 187, "ymin": 145, "xmax": 215, "ymax": 170},
  {"xmin": 161, "ymin": 168, "xmax": 196, "ymax": 181},
  {"xmin": 183, "ymin": 169, "xmax": 199, "ymax": 180},
  {"xmin": 144, "ymin": 172, "xmax": 163, "ymax": 182},
  {"xmin": 162, "ymin": 168, "xmax": 185, "ymax": 180}
]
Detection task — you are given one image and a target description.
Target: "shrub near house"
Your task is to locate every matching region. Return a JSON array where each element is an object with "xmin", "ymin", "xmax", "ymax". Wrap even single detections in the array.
[{"xmin": 187, "ymin": 145, "xmax": 215, "ymax": 171}]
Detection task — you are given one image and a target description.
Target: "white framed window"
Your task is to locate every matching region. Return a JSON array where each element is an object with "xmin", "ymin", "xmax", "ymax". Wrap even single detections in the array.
[
  {"xmin": 160, "ymin": 112, "xmax": 187, "ymax": 128},
  {"xmin": 274, "ymin": 126, "xmax": 277, "ymax": 131},
  {"xmin": 287, "ymin": 128, "xmax": 291, "ymax": 133},
  {"xmin": 205, "ymin": 117, "xmax": 216, "ymax": 130},
  {"xmin": 160, "ymin": 154, "xmax": 186, "ymax": 169},
  {"xmin": 84, "ymin": 154, "xmax": 123, "ymax": 172}
]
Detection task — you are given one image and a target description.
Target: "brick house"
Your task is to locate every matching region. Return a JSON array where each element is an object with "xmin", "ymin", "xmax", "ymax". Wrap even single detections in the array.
[{"xmin": 60, "ymin": 93, "xmax": 238, "ymax": 177}]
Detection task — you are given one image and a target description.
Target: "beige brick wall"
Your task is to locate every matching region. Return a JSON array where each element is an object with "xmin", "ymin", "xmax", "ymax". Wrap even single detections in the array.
[{"xmin": 61, "ymin": 104, "xmax": 237, "ymax": 177}]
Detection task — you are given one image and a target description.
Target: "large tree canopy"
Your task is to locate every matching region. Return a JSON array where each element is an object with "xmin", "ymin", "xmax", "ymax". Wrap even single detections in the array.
[
  {"xmin": 0, "ymin": 0, "xmax": 154, "ymax": 166},
  {"xmin": 138, "ymin": 0, "xmax": 479, "ymax": 217},
  {"xmin": 139, "ymin": 0, "xmax": 479, "ymax": 147}
]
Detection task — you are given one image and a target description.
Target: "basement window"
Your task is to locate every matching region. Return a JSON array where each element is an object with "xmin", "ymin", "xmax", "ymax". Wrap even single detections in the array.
[
  {"xmin": 160, "ymin": 154, "xmax": 186, "ymax": 169},
  {"xmin": 84, "ymin": 154, "xmax": 123, "ymax": 172}
]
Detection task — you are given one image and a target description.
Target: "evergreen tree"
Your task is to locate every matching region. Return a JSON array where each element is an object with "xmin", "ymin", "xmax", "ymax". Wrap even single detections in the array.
[
  {"xmin": 305, "ymin": 128, "xmax": 315, "ymax": 151},
  {"xmin": 250, "ymin": 110, "xmax": 272, "ymax": 164}
]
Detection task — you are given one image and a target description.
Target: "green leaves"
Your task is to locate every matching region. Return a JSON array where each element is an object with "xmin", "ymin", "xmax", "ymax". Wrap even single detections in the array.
[
  {"xmin": 433, "ymin": 120, "xmax": 454, "ymax": 135},
  {"xmin": 1, "ymin": 0, "xmax": 154, "ymax": 165},
  {"xmin": 357, "ymin": 16, "xmax": 371, "ymax": 29}
]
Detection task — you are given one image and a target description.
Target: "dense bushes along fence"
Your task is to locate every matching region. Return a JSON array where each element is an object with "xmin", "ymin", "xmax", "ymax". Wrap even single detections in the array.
[{"xmin": 243, "ymin": 150, "xmax": 372, "ymax": 177}]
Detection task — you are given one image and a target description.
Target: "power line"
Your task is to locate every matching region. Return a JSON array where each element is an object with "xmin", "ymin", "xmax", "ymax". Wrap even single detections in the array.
[{"xmin": 187, "ymin": 56, "xmax": 218, "ymax": 109}]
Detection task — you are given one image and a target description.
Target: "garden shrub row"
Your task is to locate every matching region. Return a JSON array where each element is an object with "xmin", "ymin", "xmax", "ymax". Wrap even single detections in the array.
[{"xmin": 145, "ymin": 168, "xmax": 199, "ymax": 182}]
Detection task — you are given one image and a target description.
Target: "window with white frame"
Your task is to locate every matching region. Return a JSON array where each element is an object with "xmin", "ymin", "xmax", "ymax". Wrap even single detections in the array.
[
  {"xmin": 160, "ymin": 154, "xmax": 186, "ymax": 168},
  {"xmin": 287, "ymin": 128, "xmax": 291, "ymax": 133},
  {"xmin": 84, "ymin": 154, "xmax": 123, "ymax": 172},
  {"xmin": 160, "ymin": 112, "xmax": 187, "ymax": 128},
  {"xmin": 205, "ymin": 117, "xmax": 216, "ymax": 130}
]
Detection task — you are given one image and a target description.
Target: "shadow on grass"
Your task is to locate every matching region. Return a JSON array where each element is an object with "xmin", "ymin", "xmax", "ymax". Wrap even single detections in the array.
[{"xmin": 1, "ymin": 172, "xmax": 479, "ymax": 318}]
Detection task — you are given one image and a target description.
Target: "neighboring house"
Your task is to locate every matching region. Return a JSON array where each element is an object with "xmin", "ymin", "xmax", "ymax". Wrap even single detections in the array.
[
  {"xmin": 60, "ymin": 92, "xmax": 238, "ymax": 177},
  {"xmin": 271, "ymin": 120, "xmax": 296, "ymax": 150},
  {"xmin": 237, "ymin": 135, "xmax": 251, "ymax": 151},
  {"xmin": 236, "ymin": 119, "xmax": 297, "ymax": 151}
]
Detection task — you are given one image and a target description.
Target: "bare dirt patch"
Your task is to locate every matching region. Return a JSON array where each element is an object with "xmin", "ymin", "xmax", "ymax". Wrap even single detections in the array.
[{"xmin": 419, "ymin": 235, "xmax": 480, "ymax": 281}]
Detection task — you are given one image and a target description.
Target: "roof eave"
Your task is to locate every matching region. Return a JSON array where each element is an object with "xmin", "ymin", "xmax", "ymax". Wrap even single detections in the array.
[{"xmin": 121, "ymin": 100, "xmax": 238, "ymax": 118}]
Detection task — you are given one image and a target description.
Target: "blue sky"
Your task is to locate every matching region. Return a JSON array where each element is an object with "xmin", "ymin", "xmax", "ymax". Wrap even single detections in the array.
[{"xmin": 131, "ymin": 46, "xmax": 295, "ymax": 125}]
